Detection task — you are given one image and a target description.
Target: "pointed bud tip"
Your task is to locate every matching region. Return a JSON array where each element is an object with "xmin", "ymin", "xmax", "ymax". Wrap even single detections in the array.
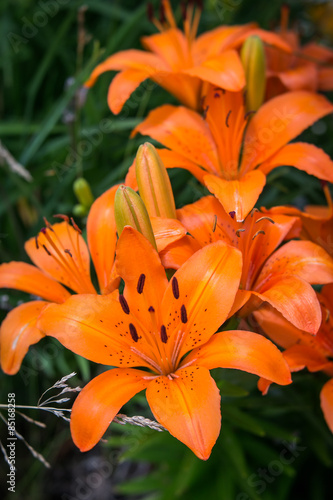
[
  {"xmin": 135, "ymin": 143, "xmax": 176, "ymax": 219},
  {"xmin": 114, "ymin": 185, "xmax": 157, "ymax": 249}
]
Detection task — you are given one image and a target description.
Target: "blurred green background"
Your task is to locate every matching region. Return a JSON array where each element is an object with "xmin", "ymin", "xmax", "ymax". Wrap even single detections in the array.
[{"xmin": 1, "ymin": 0, "xmax": 333, "ymax": 499}]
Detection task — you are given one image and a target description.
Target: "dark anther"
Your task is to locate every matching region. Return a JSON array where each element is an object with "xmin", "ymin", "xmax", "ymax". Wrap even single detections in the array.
[
  {"xmin": 181, "ymin": 304, "xmax": 188, "ymax": 324},
  {"xmin": 202, "ymin": 105, "xmax": 209, "ymax": 119},
  {"xmin": 70, "ymin": 217, "xmax": 82, "ymax": 234},
  {"xmin": 252, "ymin": 230, "xmax": 265, "ymax": 240},
  {"xmin": 159, "ymin": 1, "xmax": 165, "ymax": 23},
  {"xmin": 172, "ymin": 276, "xmax": 180, "ymax": 299},
  {"xmin": 148, "ymin": 306, "xmax": 155, "ymax": 312},
  {"xmin": 43, "ymin": 244, "xmax": 51, "ymax": 256},
  {"xmin": 212, "ymin": 215, "xmax": 217, "ymax": 233},
  {"xmin": 225, "ymin": 110, "xmax": 232, "ymax": 128},
  {"xmin": 119, "ymin": 294, "xmax": 130, "ymax": 314},
  {"xmin": 147, "ymin": 2, "xmax": 154, "ymax": 21},
  {"xmin": 181, "ymin": 1, "xmax": 187, "ymax": 20},
  {"xmin": 53, "ymin": 214, "xmax": 69, "ymax": 222},
  {"xmin": 35, "ymin": 235, "xmax": 39, "ymax": 250},
  {"xmin": 137, "ymin": 273, "xmax": 146, "ymax": 294},
  {"xmin": 64, "ymin": 249, "xmax": 73, "ymax": 258},
  {"xmin": 244, "ymin": 110, "xmax": 256, "ymax": 121},
  {"xmin": 40, "ymin": 227, "xmax": 47, "ymax": 234},
  {"xmin": 160, "ymin": 325, "xmax": 168, "ymax": 343},
  {"xmin": 229, "ymin": 211, "xmax": 236, "ymax": 219},
  {"xmin": 43, "ymin": 217, "xmax": 54, "ymax": 231},
  {"xmin": 129, "ymin": 323, "xmax": 139, "ymax": 342}
]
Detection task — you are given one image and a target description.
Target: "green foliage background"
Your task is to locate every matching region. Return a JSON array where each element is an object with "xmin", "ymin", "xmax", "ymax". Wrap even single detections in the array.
[{"xmin": 0, "ymin": 0, "xmax": 333, "ymax": 499}]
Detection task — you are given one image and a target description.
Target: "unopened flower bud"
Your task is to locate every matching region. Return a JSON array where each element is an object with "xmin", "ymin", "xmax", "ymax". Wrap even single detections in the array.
[
  {"xmin": 135, "ymin": 142, "xmax": 176, "ymax": 219},
  {"xmin": 73, "ymin": 177, "xmax": 94, "ymax": 210},
  {"xmin": 241, "ymin": 35, "xmax": 266, "ymax": 112},
  {"xmin": 114, "ymin": 185, "xmax": 157, "ymax": 249}
]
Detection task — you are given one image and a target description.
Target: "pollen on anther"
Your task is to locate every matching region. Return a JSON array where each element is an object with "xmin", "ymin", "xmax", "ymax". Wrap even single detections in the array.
[
  {"xmin": 129, "ymin": 323, "xmax": 139, "ymax": 342},
  {"xmin": 42, "ymin": 244, "xmax": 51, "ymax": 256},
  {"xmin": 119, "ymin": 294, "xmax": 130, "ymax": 314},
  {"xmin": 181, "ymin": 304, "xmax": 188, "ymax": 324},
  {"xmin": 53, "ymin": 214, "xmax": 70, "ymax": 222},
  {"xmin": 70, "ymin": 217, "xmax": 82, "ymax": 234},
  {"xmin": 172, "ymin": 277, "xmax": 180, "ymax": 299},
  {"xmin": 137, "ymin": 273, "xmax": 146, "ymax": 294},
  {"xmin": 160, "ymin": 325, "xmax": 168, "ymax": 343},
  {"xmin": 225, "ymin": 110, "xmax": 232, "ymax": 128}
]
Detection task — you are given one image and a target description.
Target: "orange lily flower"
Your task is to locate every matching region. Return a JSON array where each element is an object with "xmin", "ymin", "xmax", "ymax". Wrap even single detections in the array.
[
  {"xmin": 160, "ymin": 195, "xmax": 333, "ymax": 334},
  {"xmin": 265, "ymin": 6, "xmax": 333, "ymax": 98},
  {"xmin": 37, "ymin": 227, "xmax": 291, "ymax": 460},
  {"xmin": 0, "ymin": 185, "xmax": 119, "ymax": 375},
  {"xmin": 133, "ymin": 86, "xmax": 333, "ymax": 221},
  {"xmin": 85, "ymin": 0, "xmax": 290, "ymax": 114},
  {"xmin": 253, "ymin": 284, "xmax": 333, "ymax": 433},
  {"xmin": 263, "ymin": 184, "xmax": 333, "ymax": 258}
]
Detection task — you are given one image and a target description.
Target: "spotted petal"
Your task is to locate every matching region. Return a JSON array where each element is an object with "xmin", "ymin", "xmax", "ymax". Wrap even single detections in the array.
[{"xmin": 146, "ymin": 366, "xmax": 221, "ymax": 460}]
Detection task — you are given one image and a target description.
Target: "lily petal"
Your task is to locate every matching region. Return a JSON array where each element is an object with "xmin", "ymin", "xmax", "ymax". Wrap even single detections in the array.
[
  {"xmin": 87, "ymin": 185, "xmax": 119, "ymax": 293},
  {"xmin": 37, "ymin": 295, "xmax": 150, "ymax": 368},
  {"xmin": 159, "ymin": 235, "xmax": 201, "ymax": 270},
  {"xmin": 177, "ymin": 195, "xmax": 235, "ymax": 247},
  {"xmin": 162, "ymin": 241, "xmax": 242, "ymax": 358},
  {"xmin": 25, "ymin": 222, "xmax": 95, "ymax": 294},
  {"xmin": 259, "ymin": 142, "xmax": 333, "ymax": 181},
  {"xmin": 133, "ymin": 105, "xmax": 220, "ymax": 175},
  {"xmin": 253, "ymin": 305, "xmax": 316, "ymax": 349},
  {"xmin": 184, "ymin": 330, "xmax": 291, "ymax": 385},
  {"xmin": 318, "ymin": 67, "xmax": 333, "ymax": 92},
  {"xmin": 108, "ymin": 68, "xmax": 156, "ymax": 114},
  {"xmin": 183, "ymin": 50, "xmax": 245, "ymax": 91},
  {"xmin": 269, "ymin": 64, "xmax": 317, "ymax": 92},
  {"xmin": 146, "ymin": 366, "xmax": 221, "ymax": 460},
  {"xmin": 115, "ymin": 227, "xmax": 168, "ymax": 330},
  {"xmin": 0, "ymin": 261, "xmax": 70, "ymax": 302},
  {"xmin": 157, "ymin": 149, "xmax": 207, "ymax": 183},
  {"xmin": 256, "ymin": 240, "xmax": 333, "ymax": 287},
  {"xmin": 141, "ymin": 29, "xmax": 188, "ymax": 69},
  {"xmin": 125, "ymin": 149, "xmax": 208, "ymax": 188},
  {"xmin": 241, "ymin": 91, "xmax": 333, "ymax": 170},
  {"xmin": 71, "ymin": 368, "xmax": 149, "ymax": 451},
  {"xmin": 253, "ymin": 276, "xmax": 321, "ymax": 334},
  {"xmin": 0, "ymin": 301, "xmax": 47, "ymax": 375},
  {"xmin": 85, "ymin": 49, "xmax": 163, "ymax": 86},
  {"xmin": 320, "ymin": 378, "xmax": 333, "ymax": 433},
  {"xmin": 282, "ymin": 345, "xmax": 333, "ymax": 373},
  {"xmin": 204, "ymin": 170, "xmax": 266, "ymax": 222},
  {"xmin": 151, "ymin": 217, "xmax": 187, "ymax": 253}
]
